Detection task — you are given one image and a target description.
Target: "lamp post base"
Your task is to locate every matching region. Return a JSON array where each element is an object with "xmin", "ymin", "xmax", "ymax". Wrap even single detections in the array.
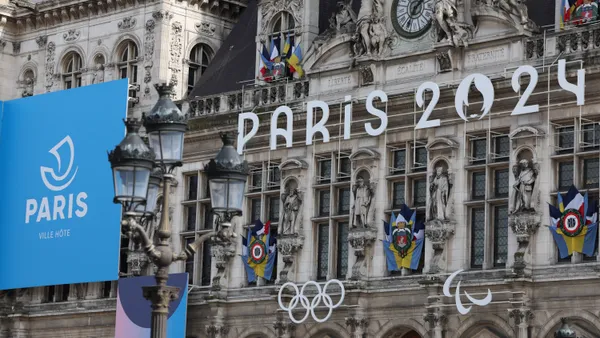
[{"xmin": 142, "ymin": 285, "xmax": 180, "ymax": 338}]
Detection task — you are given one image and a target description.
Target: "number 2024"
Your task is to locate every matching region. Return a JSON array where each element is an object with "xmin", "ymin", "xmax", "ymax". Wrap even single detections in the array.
[{"xmin": 414, "ymin": 59, "xmax": 586, "ymax": 130}]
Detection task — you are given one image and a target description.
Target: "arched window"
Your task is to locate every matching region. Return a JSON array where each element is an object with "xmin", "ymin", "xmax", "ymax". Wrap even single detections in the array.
[
  {"xmin": 270, "ymin": 11, "xmax": 295, "ymax": 52},
  {"xmin": 187, "ymin": 43, "xmax": 213, "ymax": 94},
  {"xmin": 117, "ymin": 40, "xmax": 138, "ymax": 84},
  {"xmin": 62, "ymin": 52, "xmax": 83, "ymax": 89}
]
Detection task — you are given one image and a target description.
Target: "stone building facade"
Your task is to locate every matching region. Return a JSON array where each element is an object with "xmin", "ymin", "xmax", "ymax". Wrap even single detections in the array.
[{"xmin": 4, "ymin": 0, "xmax": 600, "ymax": 337}]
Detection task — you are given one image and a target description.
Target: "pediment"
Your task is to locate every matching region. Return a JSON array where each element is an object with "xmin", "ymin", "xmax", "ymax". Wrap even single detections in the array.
[
  {"xmin": 509, "ymin": 126, "xmax": 544, "ymax": 140},
  {"xmin": 350, "ymin": 148, "xmax": 380, "ymax": 162},
  {"xmin": 279, "ymin": 158, "xmax": 308, "ymax": 171},
  {"xmin": 304, "ymin": 34, "xmax": 354, "ymax": 71},
  {"xmin": 427, "ymin": 137, "xmax": 459, "ymax": 151}
]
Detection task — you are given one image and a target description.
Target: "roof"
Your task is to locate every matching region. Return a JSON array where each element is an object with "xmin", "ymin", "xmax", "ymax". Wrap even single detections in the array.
[{"xmin": 188, "ymin": 0, "xmax": 258, "ymax": 99}]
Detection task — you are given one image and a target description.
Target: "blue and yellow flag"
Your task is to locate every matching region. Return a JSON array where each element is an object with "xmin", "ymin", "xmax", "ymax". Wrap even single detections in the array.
[
  {"xmin": 549, "ymin": 185, "xmax": 598, "ymax": 258},
  {"xmin": 241, "ymin": 220, "xmax": 277, "ymax": 283},
  {"xmin": 383, "ymin": 205, "xmax": 424, "ymax": 271},
  {"xmin": 287, "ymin": 43, "xmax": 304, "ymax": 78}
]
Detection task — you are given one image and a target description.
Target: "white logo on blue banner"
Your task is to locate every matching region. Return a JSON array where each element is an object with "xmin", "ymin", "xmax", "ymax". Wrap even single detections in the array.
[{"xmin": 0, "ymin": 79, "xmax": 129, "ymax": 290}]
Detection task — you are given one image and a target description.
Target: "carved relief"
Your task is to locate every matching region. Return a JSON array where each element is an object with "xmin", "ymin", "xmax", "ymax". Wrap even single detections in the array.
[
  {"xmin": 168, "ymin": 21, "xmax": 183, "ymax": 96},
  {"xmin": 45, "ymin": 42, "xmax": 56, "ymax": 91},
  {"xmin": 260, "ymin": 0, "xmax": 303, "ymax": 35},
  {"xmin": 0, "ymin": 40, "xmax": 6, "ymax": 52},
  {"xmin": 428, "ymin": 163, "xmax": 451, "ymax": 222},
  {"xmin": 359, "ymin": 64, "xmax": 374, "ymax": 86},
  {"xmin": 118, "ymin": 16, "xmax": 137, "ymax": 30},
  {"xmin": 12, "ymin": 41, "xmax": 20, "ymax": 54},
  {"xmin": 36, "ymin": 35, "xmax": 48, "ymax": 48},
  {"xmin": 511, "ymin": 156, "xmax": 539, "ymax": 213},
  {"xmin": 281, "ymin": 179, "xmax": 302, "ymax": 235},
  {"xmin": 351, "ymin": 173, "xmax": 375, "ymax": 228},
  {"xmin": 348, "ymin": 227, "xmax": 377, "ymax": 279},
  {"xmin": 144, "ymin": 19, "xmax": 156, "ymax": 98},
  {"xmin": 436, "ymin": 51, "xmax": 452, "ymax": 72},
  {"xmin": 352, "ymin": 0, "xmax": 391, "ymax": 58},
  {"xmin": 20, "ymin": 69, "xmax": 35, "ymax": 97},
  {"xmin": 152, "ymin": 10, "xmax": 173, "ymax": 22},
  {"xmin": 210, "ymin": 234, "xmax": 236, "ymax": 294},
  {"xmin": 433, "ymin": 0, "xmax": 474, "ymax": 47},
  {"xmin": 63, "ymin": 29, "xmax": 81, "ymax": 42},
  {"xmin": 195, "ymin": 21, "xmax": 216, "ymax": 36}
]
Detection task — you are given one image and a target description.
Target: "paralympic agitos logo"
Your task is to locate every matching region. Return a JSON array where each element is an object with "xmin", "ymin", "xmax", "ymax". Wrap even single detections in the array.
[{"xmin": 25, "ymin": 135, "xmax": 88, "ymax": 223}]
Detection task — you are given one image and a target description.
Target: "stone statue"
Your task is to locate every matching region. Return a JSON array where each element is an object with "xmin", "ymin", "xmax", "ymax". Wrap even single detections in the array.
[
  {"xmin": 496, "ymin": 0, "xmax": 530, "ymax": 26},
  {"xmin": 330, "ymin": 0, "xmax": 357, "ymax": 33},
  {"xmin": 429, "ymin": 166, "xmax": 450, "ymax": 221},
  {"xmin": 511, "ymin": 159, "xmax": 539, "ymax": 213},
  {"xmin": 21, "ymin": 77, "xmax": 33, "ymax": 97},
  {"xmin": 91, "ymin": 63, "xmax": 104, "ymax": 84},
  {"xmin": 434, "ymin": 0, "xmax": 473, "ymax": 47},
  {"xmin": 351, "ymin": 175, "xmax": 374, "ymax": 228},
  {"xmin": 353, "ymin": 0, "xmax": 389, "ymax": 57},
  {"xmin": 281, "ymin": 186, "xmax": 302, "ymax": 234}
]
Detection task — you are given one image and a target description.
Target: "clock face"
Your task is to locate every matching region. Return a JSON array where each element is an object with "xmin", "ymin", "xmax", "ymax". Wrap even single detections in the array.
[{"xmin": 391, "ymin": 0, "xmax": 434, "ymax": 39}]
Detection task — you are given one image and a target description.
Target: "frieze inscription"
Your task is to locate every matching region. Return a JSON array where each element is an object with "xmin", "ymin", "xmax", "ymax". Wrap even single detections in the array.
[{"xmin": 465, "ymin": 47, "xmax": 508, "ymax": 68}]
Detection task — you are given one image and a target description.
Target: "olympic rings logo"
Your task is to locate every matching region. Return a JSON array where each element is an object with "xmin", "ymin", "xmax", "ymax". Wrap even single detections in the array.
[{"xmin": 277, "ymin": 279, "xmax": 345, "ymax": 324}]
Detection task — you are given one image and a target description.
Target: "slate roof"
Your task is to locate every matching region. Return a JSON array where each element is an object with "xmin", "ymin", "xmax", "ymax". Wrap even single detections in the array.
[{"xmin": 188, "ymin": 0, "xmax": 258, "ymax": 99}]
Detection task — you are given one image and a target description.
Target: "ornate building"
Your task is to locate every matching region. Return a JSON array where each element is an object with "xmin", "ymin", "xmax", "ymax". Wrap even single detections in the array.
[{"xmin": 4, "ymin": 0, "xmax": 600, "ymax": 336}]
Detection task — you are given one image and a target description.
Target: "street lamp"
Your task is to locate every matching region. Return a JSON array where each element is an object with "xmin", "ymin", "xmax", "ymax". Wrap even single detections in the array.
[{"xmin": 555, "ymin": 318, "xmax": 577, "ymax": 338}]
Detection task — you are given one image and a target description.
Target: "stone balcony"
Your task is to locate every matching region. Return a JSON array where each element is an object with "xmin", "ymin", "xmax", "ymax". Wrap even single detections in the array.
[
  {"xmin": 525, "ymin": 22, "xmax": 600, "ymax": 62},
  {"xmin": 187, "ymin": 79, "xmax": 310, "ymax": 118}
]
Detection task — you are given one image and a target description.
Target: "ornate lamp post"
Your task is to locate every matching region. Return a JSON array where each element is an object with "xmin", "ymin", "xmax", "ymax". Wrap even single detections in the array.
[
  {"xmin": 555, "ymin": 318, "xmax": 577, "ymax": 338},
  {"xmin": 108, "ymin": 84, "xmax": 248, "ymax": 338}
]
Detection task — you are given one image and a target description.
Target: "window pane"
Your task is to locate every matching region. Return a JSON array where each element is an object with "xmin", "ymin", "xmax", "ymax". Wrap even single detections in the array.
[
  {"xmin": 186, "ymin": 205, "xmax": 197, "ymax": 231},
  {"xmin": 336, "ymin": 223, "xmax": 348, "ymax": 278},
  {"xmin": 392, "ymin": 181, "xmax": 405, "ymax": 208},
  {"xmin": 185, "ymin": 238, "xmax": 195, "ymax": 284},
  {"xmin": 413, "ymin": 179, "xmax": 427, "ymax": 207},
  {"xmin": 583, "ymin": 123, "xmax": 600, "ymax": 149},
  {"xmin": 201, "ymin": 243, "xmax": 211, "ymax": 286},
  {"xmin": 471, "ymin": 208, "xmax": 485, "ymax": 268},
  {"xmin": 269, "ymin": 167, "xmax": 281, "ymax": 187},
  {"xmin": 251, "ymin": 199, "xmax": 261, "ymax": 222},
  {"xmin": 494, "ymin": 169, "xmax": 509, "ymax": 198},
  {"xmin": 319, "ymin": 190, "xmax": 330, "ymax": 216},
  {"xmin": 269, "ymin": 196, "xmax": 280, "ymax": 222},
  {"xmin": 584, "ymin": 158, "xmax": 599, "ymax": 189},
  {"xmin": 251, "ymin": 171, "xmax": 262, "ymax": 192},
  {"xmin": 393, "ymin": 149, "xmax": 406, "ymax": 173},
  {"xmin": 558, "ymin": 162, "xmax": 574, "ymax": 191},
  {"xmin": 493, "ymin": 205, "xmax": 508, "ymax": 267},
  {"xmin": 338, "ymin": 157, "xmax": 351, "ymax": 181},
  {"xmin": 319, "ymin": 159, "xmax": 332, "ymax": 183},
  {"xmin": 414, "ymin": 147, "xmax": 427, "ymax": 171},
  {"xmin": 472, "ymin": 139, "xmax": 487, "ymax": 164},
  {"xmin": 187, "ymin": 175, "xmax": 198, "ymax": 200},
  {"xmin": 317, "ymin": 224, "xmax": 329, "ymax": 280},
  {"xmin": 472, "ymin": 172, "xmax": 486, "ymax": 200},
  {"xmin": 558, "ymin": 126, "xmax": 574, "ymax": 151},
  {"xmin": 203, "ymin": 205, "xmax": 213, "ymax": 230},
  {"xmin": 337, "ymin": 188, "xmax": 351, "ymax": 214},
  {"xmin": 494, "ymin": 136, "xmax": 510, "ymax": 161}
]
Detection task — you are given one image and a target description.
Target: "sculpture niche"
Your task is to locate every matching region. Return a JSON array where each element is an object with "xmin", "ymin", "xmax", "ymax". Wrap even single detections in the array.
[
  {"xmin": 352, "ymin": 0, "xmax": 390, "ymax": 57},
  {"xmin": 277, "ymin": 178, "xmax": 304, "ymax": 284},
  {"xmin": 511, "ymin": 158, "xmax": 539, "ymax": 213},
  {"xmin": 429, "ymin": 166, "xmax": 450, "ymax": 221},
  {"xmin": 348, "ymin": 171, "xmax": 378, "ymax": 280},
  {"xmin": 281, "ymin": 182, "xmax": 302, "ymax": 235}
]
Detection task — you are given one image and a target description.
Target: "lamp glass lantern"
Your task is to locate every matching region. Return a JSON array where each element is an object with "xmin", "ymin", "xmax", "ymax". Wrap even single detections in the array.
[
  {"xmin": 135, "ymin": 167, "xmax": 162, "ymax": 216},
  {"xmin": 206, "ymin": 133, "xmax": 249, "ymax": 224},
  {"xmin": 108, "ymin": 119, "xmax": 156, "ymax": 210},
  {"xmin": 142, "ymin": 84, "xmax": 188, "ymax": 168}
]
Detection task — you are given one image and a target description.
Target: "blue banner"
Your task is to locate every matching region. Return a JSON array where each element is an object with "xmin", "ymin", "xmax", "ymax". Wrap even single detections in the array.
[
  {"xmin": 115, "ymin": 273, "xmax": 189, "ymax": 338},
  {"xmin": 0, "ymin": 80, "xmax": 128, "ymax": 290}
]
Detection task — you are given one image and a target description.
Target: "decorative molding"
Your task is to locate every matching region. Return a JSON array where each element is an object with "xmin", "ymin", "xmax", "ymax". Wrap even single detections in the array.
[
  {"xmin": 0, "ymin": 40, "xmax": 6, "ymax": 52},
  {"xmin": 259, "ymin": 0, "xmax": 303, "ymax": 35},
  {"xmin": 12, "ymin": 41, "xmax": 20, "ymax": 54},
  {"xmin": 276, "ymin": 234, "xmax": 304, "ymax": 284},
  {"xmin": 118, "ymin": 16, "xmax": 136, "ymax": 31},
  {"xmin": 168, "ymin": 21, "xmax": 183, "ymax": 97},
  {"xmin": 152, "ymin": 10, "xmax": 173, "ymax": 22},
  {"xmin": 195, "ymin": 21, "xmax": 216, "ymax": 36},
  {"xmin": 424, "ymin": 219, "xmax": 455, "ymax": 274},
  {"xmin": 35, "ymin": 35, "xmax": 48, "ymax": 48},
  {"xmin": 63, "ymin": 29, "xmax": 80, "ymax": 42},
  {"xmin": 143, "ymin": 19, "xmax": 156, "ymax": 98},
  {"xmin": 45, "ymin": 42, "xmax": 56, "ymax": 91},
  {"xmin": 348, "ymin": 227, "xmax": 377, "ymax": 280},
  {"xmin": 437, "ymin": 51, "xmax": 452, "ymax": 73}
]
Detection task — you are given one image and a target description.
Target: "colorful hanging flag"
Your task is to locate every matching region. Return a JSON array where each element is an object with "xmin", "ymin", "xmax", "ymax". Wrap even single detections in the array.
[
  {"xmin": 383, "ymin": 205, "xmax": 424, "ymax": 271},
  {"xmin": 548, "ymin": 185, "xmax": 598, "ymax": 258},
  {"xmin": 269, "ymin": 38, "xmax": 280, "ymax": 63},
  {"xmin": 282, "ymin": 34, "xmax": 294, "ymax": 60},
  {"xmin": 287, "ymin": 44, "xmax": 304, "ymax": 78},
  {"xmin": 241, "ymin": 220, "xmax": 277, "ymax": 283}
]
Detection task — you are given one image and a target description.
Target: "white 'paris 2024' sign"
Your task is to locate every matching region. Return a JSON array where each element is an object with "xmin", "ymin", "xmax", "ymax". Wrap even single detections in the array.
[{"xmin": 236, "ymin": 59, "xmax": 585, "ymax": 154}]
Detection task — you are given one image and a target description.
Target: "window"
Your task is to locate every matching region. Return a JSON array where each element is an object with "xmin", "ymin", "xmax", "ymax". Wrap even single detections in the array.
[
  {"xmin": 582, "ymin": 123, "xmax": 600, "ymax": 149},
  {"xmin": 250, "ymin": 170, "xmax": 263, "ymax": 192},
  {"xmin": 317, "ymin": 224, "xmax": 329, "ymax": 280},
  {"xmin": 337, "ymin": 187, "xmax": 351, "ymax": 214},
  {"xmin": 62, "ymin": 52, "xmax": 82, "ymax": 89},
  {"xmin": 494, "ymin": 169, "xmax": 509, "ymax": 198},
  {"xmin": 472, "ymin": 172, "xmax": 486, "ymax": 200},
  {"xmin": 318, "ymin": 159, "xmax": 332, "ymax": 183},
  {"xmin": 493, "ymin": 135, "xmax": 510, "ymax": 162},
  {"xmin": 251, "ymin": 198, "xmax": 261, "ymax": 222},
  {"xmin": 413, "ymin": 146, "xmax": 428, "ymax": 172},
  {"xmin": 270, "ymin": 11, "xmax": 295, "ymax": 51},
  {"xmin": 583, "ymin": 158, "xmax": 599, "ymax": 189},
  {"xmin": 118, "ymin": 40, "xmax": 139, "ymax": 84},
  {"xmin": 557, "ymin": 126, "xmax": 575, "ymax": 153},
  {"xmin": 471, "ymin": 208, "xmax": 485, "ymax": 268},
  {"xmin": 43, "ymin": 285, "xmax": 70, "ymax": 303},
  {"xmin": 392, "ymin": 182, "xmax": 405, "ymax": 208},
  {"xmin": 413, "ymin": 179, "xmax": 427, "ymax": 207},
  {"xmin": 187, "ymin": 44, "xmax": 213, "ymax": 95},
  {"xmin": 338, "ymin": 156, "xmax": 351, "ymax": 181},
  {"xmin": 392, "ymin": 149, "xmax": 406, "ymax": 174},
  {"xmin": 180, "ymin": 171, "xmax": 213, "ymax": 286},
  {"xmin": 245, "ymin": 161, "xmax": 281, "ymax": 225},
  {"xmin": 101, "ymin": 281, "xmax": 112, "ymax": 299},
  {"xmin": 493, "ymin": 205, "xmax": 508, "ymax": 267},
  {"xmin": 336, "ymin": 222, "xmax": 349, "ymax": 278},
  {"xmin": 471, "ymin": 138, "xmax": 487, "ymax": 164},
  {"xmin": 268, "ymin": 196, "xmax": 280, "ymax": 222},
  {"xmin": 558, "ymin": 162, "xmax": 574, "ymax": 191}
]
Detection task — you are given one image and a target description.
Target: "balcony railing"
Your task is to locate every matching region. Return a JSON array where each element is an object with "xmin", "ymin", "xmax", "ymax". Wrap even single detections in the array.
[
  {"xmin": 188, "ymin": 79, "xmax": 310, "ymax": 118},
  {"xmin": 525, "ymin": 21, "xmax": 600, "ymax": 60}
]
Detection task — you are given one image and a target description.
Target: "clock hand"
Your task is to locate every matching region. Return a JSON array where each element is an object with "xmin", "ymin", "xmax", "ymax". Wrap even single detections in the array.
[{"xmin": 411, "ymin": 0, "xmax": 424, "ymax": 16}]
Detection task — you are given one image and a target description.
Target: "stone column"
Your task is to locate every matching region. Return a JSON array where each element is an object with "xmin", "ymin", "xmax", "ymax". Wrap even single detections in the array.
[
  {"xmin": 348, "ymin": 227, "xmax": 377, "ymax": 280},
  {"xmin": 273, "ymin": 313, "xmax": 296, "ymax": 338},
  {"xmin": 424, "ymin": 220, "xmax": 455, "ymax": 273},
  {"xmin": 420, "ymin": 276, "xmax": 447, "ymax": 338},
  {"xmin": 206, "ymin": 323, "xmax": 229, "ymax": 338},
  {"xmin": 508, "ymin": 211, "xmax": 540, "ymax": 277},
  {"xmin": 345, "ymin": 316, "xmax": 369, "ymax": 338},
  {"xmin": 277, "ymin": 235, "xmax": 304, "ymax": 284},
  {"xmin": 508, "ymin": 307, "xmax": 534, "ymax": 338}
]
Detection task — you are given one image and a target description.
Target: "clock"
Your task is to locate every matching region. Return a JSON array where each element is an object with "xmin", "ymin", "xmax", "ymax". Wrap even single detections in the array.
[{"xmin": 391, "ymin": 0, "xmax": 434, "ymax": 39}]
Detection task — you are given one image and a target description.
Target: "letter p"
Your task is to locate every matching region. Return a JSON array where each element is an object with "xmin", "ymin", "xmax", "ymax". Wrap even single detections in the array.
[{"xmin": 25, "ymin": 199, "xmax": 37, "ymax": 224}]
